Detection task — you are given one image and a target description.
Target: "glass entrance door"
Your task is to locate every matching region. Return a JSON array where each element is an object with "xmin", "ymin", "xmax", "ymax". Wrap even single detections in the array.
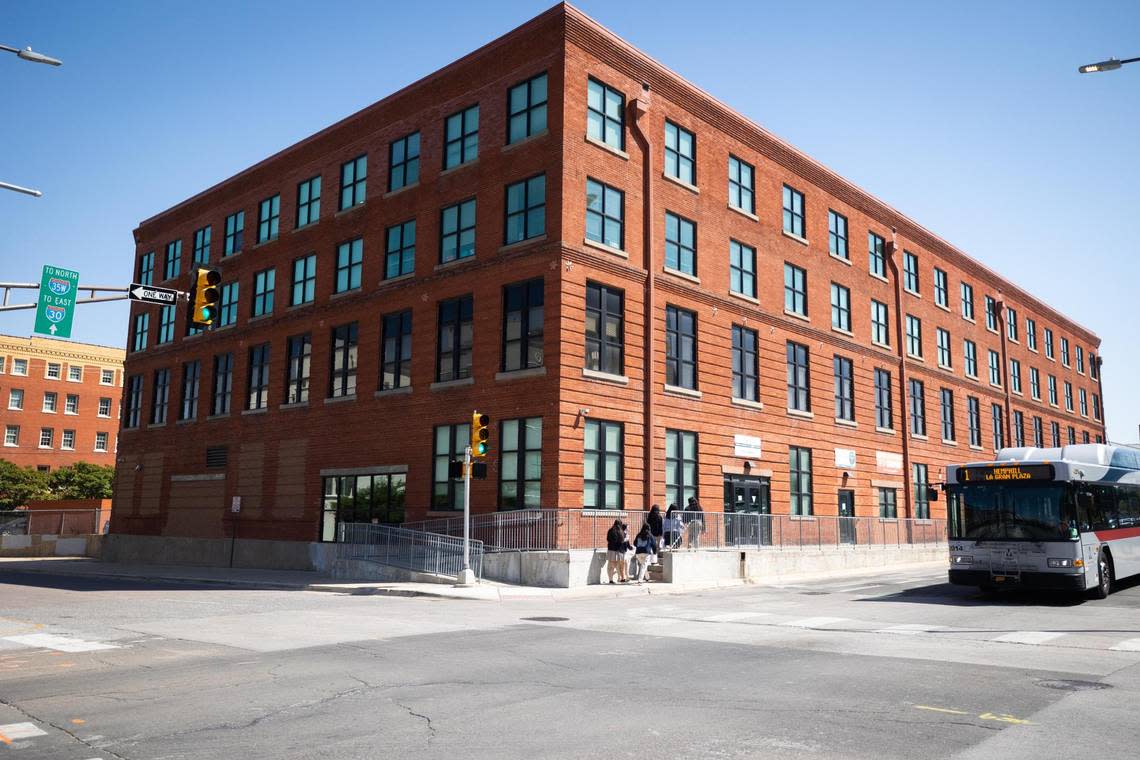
[{"xmin": 724, "ymin": 474, "xmax": 771, "ymax": 546}]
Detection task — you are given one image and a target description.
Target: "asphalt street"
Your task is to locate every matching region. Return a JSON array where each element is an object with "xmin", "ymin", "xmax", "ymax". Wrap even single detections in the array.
[{"xmin": 2, "ymin": 567, "xmax": 1139, "ymax": 759}]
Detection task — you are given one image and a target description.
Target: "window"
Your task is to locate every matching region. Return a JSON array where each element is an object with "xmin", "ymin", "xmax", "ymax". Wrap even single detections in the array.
[
  {"xmin": 432, "ymin": 423, "xmax": 471, "ymax": 510},
  {"xmin": 789, "ymin": 446, "xmax": 813, "ymax": 516},
  {"xmin": 444, "ymin": 106, "xmax": 479, "ymax": 169},
  {"xmin": 437, "ymin": 296, "xmax": 473, "ymax": 383},
  {"xmin": 441, "ymin": 198, "xmax": 476, "ymax": 263},
  {"xmin": 664, "ymin": 120, "xmax": 695, "ymax": 185},
  {"xmin": 1030, "ymin": 367, "xmax": 1041, "ymax": 399},
  {"xmin": 504, "ymin": 174, "xmax": 545, "ymax": 244},
  {"xmin": 879, "ymin": 488, "xmax": 897, "ymax": 518},
  {"xmin": 585, "ymin": 179, "xmax": 624, "ymax": 250},
  {"xmin": 1007, "ymin": 307, "xmax": 1019, "ymax": 341},
  {"xmin": 211, "ymin": 355, "xmax": 232, "ymax": 416},
  {"xmin": 4, "ymin": 426, "xmax": 17, "ymax": 447},
  {"xmin": 39, "ymin": 428, "xmax": 54, "ymax": 448},
  {"xmin": 1010, "ymin": 359, "xmax": 1022, "ymax": 394},
  {"xmin": 8, "ymin": 389, "xmax": 22, "ymax": 410},
  {"xmin": 874, "ymin": 368, "xmax": 893, "ymax": 429},
  {"xmin": 665, "ymin": 429, "xmax": 699, "ymax": 509},
  {"xmin": 1064, "ymin": 381, "xmax": 1073, "ymax": 411},
  {"xmin": 834, "ymin": 355, "xmax": 854, "ymax": 422},
  {"xmin": 871, "ymin": 300, "xmax": 889, "ymax": 346},
  {"xmin": 1051, "ymin": 421, "xmax": 1061, "ymax": 447},
  {"xmin": 731, "ymin": 325, "xmax": 758, "ymax": 402},
  {"xmin": 1044, "ymin": 328, "xmax": 1055, "ymax": 359},
  {"xmin": 985, "ymin": 296, "xmax": 998, "ymax": 331},
  {"xmin": 786, "ymin": 341, "xmax": 811, "ymax": 412},
  {"xmin": 1093, "ymin": 393, "xmax": 1101, "ymax": 421},
  {"xmin": 1013, "ymin": 411, "xmax": 1025, "ymax": 447},
  {"xmin": 245, "ymin": 343, "xmax": 269, "ymax": 411},
  {"xmin": 934, "ymin": 268, "xmax": 948, "ymax": 307},
  {"xmin": 249, "ymin": 268, "xmax": 275, "ymax": 318},
  {"xmin": 784, "ymin": 263, "xmax": 807, "ymax": 316},
  {"xmin": 962, "ymin": 339, "xmax": 980, "ymax": 378},
  {"xmin": 219, "ymin": 282, "xmax": 238, "ymax": 327},
  {"xmin": 1067, "ymin": 426, "xmax": 1076, "ymax": 445},
  {"xmin": 388, "ymin": 131, "xmax": 421, "ymax": 192},
  {"xmin": 340, "ymin": 154, "xmax": 367, "ymax": 209},
  {"xmin": 503, "ymin": 279, "xmax": 544, "ymax": 372},
  {"xmin": 585, "ymin": 283, "xmax": 624, "ymax": 375},
  {"xmin": 100, "ymin": 368, "xmax": 114, "ymax": 384},
  {"xmin": 296, "ymin": 175, "xmax": 321, "ymax": 228},
  {"xmin": 500, "ymin": 417, "xmax": 543, "ymax": 508},
  {"xmin": 830, "ymin": 284, "xmax": 850, "ymax": 332},
  {"xmin": 508, "ymin": 72, "xmax": 547, "ymax": 143},
  {"xmin": 1033, "ymin": 416, "xmax": 1043, "ymax": 447},
  {"xmin": 257, "ymin": 194, "xmax": 280, "ymax": 243},
  {"xmin": 1075, "ymin": 346, "xmax": 1085, "ymax": 374},
  {"xmin": 988, "ymin": 350, "xmax": 1001, "ymax": 386},
  {"xmin": 730, "ymin": 240, "xmax": 756, "ymax": 298},
  {"xmin": 960, "ymin": 282, "xmax": 974, "ymax": 320},
  {"xmin": 43, "ymin": 392, "xmax": 57, "ymax": 412},
  {"xmin": 188, "ymin": 228, "xmax": 210, "ymax": 267},
  {"xmin": 335, "ymin": 238, "xmax": 363, "ymax": 293},
  {"xmin": 164, "ymin": 240, "xmax": 182, "ymax": 280},
  {"xmin": 967, "ymin": 397, "xmax": 981, "ymax": 447},
  {"xmin": 59, "ymin": 429, "xmax": 74, "ymax": 450},
  {"xmin": 157, "ymin": 304, "xmax": 176, "ymax": 344},
  {"xmin": 138, "ymin": 251, "xmax": 154, "ymax": 285},
  {"xmin": 905, "ymin": 315, "xmax": 922, "ymax": 358},
  {"xmin": 1026, "ymin": 318, "xmax": 1037, "ymax": 350},
  {"xmin": 584, "ymin": 419, "xmax": 623, "ymax": 509},
  {"xmin": 180, "ymin": 361, "xmax": 200, "ymax": 420},
  {"xmin": 94, "ymin": 432, "xmax": 108, "ymax": 452},
  {"xmin": 330, "ymin": 322, "xmax": 359, "ymax": 398},
  {"xmin": 1048, "ymin": 375, "xmax": 1058, "ymax": 405},
  {"xmin": 665, "ymin": 305, "xmax": 697, "ymax": 390},
  {"xmin": 940, "ymin": 388, "xmax": 955, "ymax": 441},
  {"xmin": 909, "ymin": 379, "xmax": 926, "ymax": 436},
  {"xmin": 132, "ymin": 312, "xmax": 149, "ymax": 352},
  {"xmin": 98, "ymin": 397, "xmax": 111, "ymax": 417},
  {"xmin": 285, "ymin": 334, "xmax": 311, "ymax": 404},
  {"xmin": 913, "ymin": 464, "xmax": 930, "ymax": 519},
  {"xmin": 46, "ymin": 363, "xmax": 61, "ymax": 380},
  {"xmin": 151, "ymin": 368, "xmax": 170, "ymax": 425},
  {"xmin": 224, "ymin": 210, "xmax": 244, "ymax": 256},
  {"xmin": 903, "ymin": 251, "xmax": 919, "ymax": 293},
  {"xmin": 586, "ymin": 78, "xmax": 625, "ymax": 149},
  {"xmin": 1079, "ymin": 388, "xmax": 1088, "ymax": 417},
  {"xmin": 664, "ymin": 212, "xmax": 696, "ymax": 275},
  {"xmin": 729, "ymin": 156, "xmax": 755, "ymax": 214},
  {"xmin": 828, "ymin": 210, "xmax": 848, "ymax": 259},
  {"xmin": 380, "ymin": 312, "xmax": 412, "ymax": 391},
  {"xmin": 291, "ymin": 254, "xmax": 316, "ymax": 306},
  {"xmin": 385, "ymin": 220, "xmax": 416, "ymax": 279},
  {"xmin": 782, "ymin": 184, "xmax": 805, "ymax": 237},
  {"xmin": 992, "ymin": 404, "xmax": 1004, "ymax": 449},
  {"xmin": 936, "ymin": 328, "xmax": 951, "ymax": 368},
  {"xmin": 12, "ymin": 359, "xmax": 26, "ymax": 376},
  {"xmin": 125, "ymin": 374, "xmax": 143, "ymax": 427},
  {"xmin": 67, "ymin": 365, "xmax": 82, "ymax": 382},
  {"xmin": 65, "ymin": 394, "xmax": 78, "ymax": 414},
  {"xmin": 868, "ymin": 232, "xmax": 885, "ymax": 277}
]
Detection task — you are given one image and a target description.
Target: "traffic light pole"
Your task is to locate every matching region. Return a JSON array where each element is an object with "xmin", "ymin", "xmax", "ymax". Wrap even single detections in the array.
[{"xmin": 458, "ymin": 445, "xmax": 476, "ymax": 585}]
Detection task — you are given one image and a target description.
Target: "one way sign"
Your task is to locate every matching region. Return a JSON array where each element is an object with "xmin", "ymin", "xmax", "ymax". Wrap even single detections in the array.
[{"xmin": 128, "ymin": 283, "xmax": 180, "ymax": 305}]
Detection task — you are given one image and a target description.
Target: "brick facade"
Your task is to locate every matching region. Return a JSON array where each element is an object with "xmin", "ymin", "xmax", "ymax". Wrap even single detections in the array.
[{"xmin": 113, "ymin": 4, "xmax": 1106, "ymax": 544}]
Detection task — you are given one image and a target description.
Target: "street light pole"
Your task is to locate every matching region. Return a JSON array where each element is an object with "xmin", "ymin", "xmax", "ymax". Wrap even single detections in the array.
[
  {"xmin": 0, "ymin": 43, "xmax": 62, "ymax": 66},
  {"xmin": 1078, "ymin": 56, "xmax": 1140, "ymax": 74}
]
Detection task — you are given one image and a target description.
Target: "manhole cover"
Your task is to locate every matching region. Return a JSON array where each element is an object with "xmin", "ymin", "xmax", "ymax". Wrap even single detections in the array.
[
  {"xmin": 520, "ymin": 616, "xmax": 569, "ymax": 622},
  {"xmin": 1037, "ymin": 679, "xmax": 1111, "ymax": 692}
]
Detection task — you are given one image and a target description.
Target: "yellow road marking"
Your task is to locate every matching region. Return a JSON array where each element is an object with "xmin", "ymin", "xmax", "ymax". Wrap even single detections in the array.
[{"xmin": 915, "ymin": 705, "xmax": 969, "ymax": 715}]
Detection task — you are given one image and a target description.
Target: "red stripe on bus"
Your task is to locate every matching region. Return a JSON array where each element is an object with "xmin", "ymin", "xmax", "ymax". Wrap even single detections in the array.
[{"xmin": 1094, "ymin": 527, "xmax": 1140, "ymax": 541}]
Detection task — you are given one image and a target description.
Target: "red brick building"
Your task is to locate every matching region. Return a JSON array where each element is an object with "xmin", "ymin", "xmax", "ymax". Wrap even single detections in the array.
[
  {"xmin": 0, "ymin": 334, "xmax": 124, "ymax": 470},
  {"xmin": 113, "ymin": 3, "xmax": 1106, "ymax": 549}
]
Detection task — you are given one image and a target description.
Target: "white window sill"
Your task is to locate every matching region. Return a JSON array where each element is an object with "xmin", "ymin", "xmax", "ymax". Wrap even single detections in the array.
[
  {"xmin": 582, "ymin": 368, "xmax": 628, "ymax": 386},
  {"xmin": 662, "ymin": 172, "xmax": 699, "ymax": 195},
  {"xmin": 582, "ymin": 237, "xmax": 628, "ymax": 258}
]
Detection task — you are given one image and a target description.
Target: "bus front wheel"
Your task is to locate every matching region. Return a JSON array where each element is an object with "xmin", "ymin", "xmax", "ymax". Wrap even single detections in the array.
[{"xmin": 1088, "ymin": 552, "xmax": 1113, "ymax": 600}]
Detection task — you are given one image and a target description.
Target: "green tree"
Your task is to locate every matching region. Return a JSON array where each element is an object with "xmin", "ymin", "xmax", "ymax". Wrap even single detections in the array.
[
  {"xmin": 48, "ymin": 462, "xmax": 116, "ymax": 500},
  {"xmin": 0, "ymin": 460, "xmax": 52, "ymax": 509}
]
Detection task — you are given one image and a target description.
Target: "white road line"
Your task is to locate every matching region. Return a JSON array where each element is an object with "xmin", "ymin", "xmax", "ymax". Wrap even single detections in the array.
[
  {"xmin": 783, "ymin": 616, "xmax": 849, "ymax": 628},
  {"xmin": 701, "ymin": 611, "xmax": 771, "ymax": 622},
  {"xmin": 0, "ymin": 722, "xmax": 48, "ymax": 739},
  {"xmin": 876, "ymin": 624, "xmax": 948, "ymax": 635},
  {"xmin": 992, "ymin": 631, "xmax": 1067, "ymax": 646},
  {"xmin": 2, "ymin": 633, "xmax": 119, "ymax": 653},
  {"xmin": 1110, "ymin": 638, "xmax": 1140, "ymax": 652}
]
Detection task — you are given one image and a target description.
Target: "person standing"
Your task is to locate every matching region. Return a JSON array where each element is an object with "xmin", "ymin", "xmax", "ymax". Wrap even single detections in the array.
[{"xmin": 633, "ymin": 523, "xmax": 657, "ymax": 582}]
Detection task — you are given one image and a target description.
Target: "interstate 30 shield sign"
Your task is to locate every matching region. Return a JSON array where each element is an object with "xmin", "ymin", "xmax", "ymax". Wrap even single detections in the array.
[{"xmin": 33, "ymin": 265, "xmax": 80, "ymax": 339}]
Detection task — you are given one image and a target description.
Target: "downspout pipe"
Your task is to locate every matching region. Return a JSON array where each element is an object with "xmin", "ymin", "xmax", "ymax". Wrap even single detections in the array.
[
  {"xmin": 886, "ymin": 230, "xmax": 914, "ymax": 518},
  {"xmin": 629, "ymin": 86, "xmax": 656, "ymax": 508}
]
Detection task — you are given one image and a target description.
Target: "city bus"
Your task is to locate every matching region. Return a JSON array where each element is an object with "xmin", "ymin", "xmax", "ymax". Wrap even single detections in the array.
[{"xmin": 945, "ymin": 444, "xmax": 1140, "ymax": 598}]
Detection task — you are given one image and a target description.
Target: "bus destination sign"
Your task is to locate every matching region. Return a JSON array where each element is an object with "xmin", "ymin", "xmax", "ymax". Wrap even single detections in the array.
[{"xmin": 957, "ymin": 464, "xmax": 1055, "ymax": 483}]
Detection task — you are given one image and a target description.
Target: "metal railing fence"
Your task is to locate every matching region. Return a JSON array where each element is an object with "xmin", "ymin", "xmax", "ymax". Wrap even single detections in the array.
[
  {"xmin": 0, "ymin": 509, "xmax": 104, "ymax": 536},
  {"xmin": 336, "ymin": 522, "xmax": 483, "ymax": 579}
]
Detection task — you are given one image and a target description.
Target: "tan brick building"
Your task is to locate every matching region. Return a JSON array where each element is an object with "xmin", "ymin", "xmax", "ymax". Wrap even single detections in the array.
[
  {"xmin": 0, "ymin": 334, "xmax": 124, "ymax": 470},
  {"xmin": 113, "ymin": 3, "xmax": 1106, "ymax": 550}
]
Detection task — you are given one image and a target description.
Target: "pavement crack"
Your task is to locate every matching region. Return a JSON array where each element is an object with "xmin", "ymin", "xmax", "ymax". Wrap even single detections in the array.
[{"xmin": 0, "ymin": 695, "xmax": 133, "ymax": 760}]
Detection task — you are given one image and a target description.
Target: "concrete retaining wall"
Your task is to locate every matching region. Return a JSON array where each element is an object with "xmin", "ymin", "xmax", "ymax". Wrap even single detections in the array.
[
  {"xmin": 101, "ymin": 533, "xmax": 337, "ymax": 571},
  {"xmin": 0, "ymin": 533, "xmax": 102, "ymax": 558}
]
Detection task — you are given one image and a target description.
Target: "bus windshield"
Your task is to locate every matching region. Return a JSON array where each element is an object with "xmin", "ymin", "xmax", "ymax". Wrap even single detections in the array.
[{"xmin": 949, "ymin": 482, "xmax": 1077, "ymax": 541}]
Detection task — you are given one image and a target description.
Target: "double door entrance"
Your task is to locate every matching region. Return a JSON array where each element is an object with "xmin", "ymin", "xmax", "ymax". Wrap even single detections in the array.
[{"xmin": 724, "ymin": 475, "xmax": 772, "ymax": 546}]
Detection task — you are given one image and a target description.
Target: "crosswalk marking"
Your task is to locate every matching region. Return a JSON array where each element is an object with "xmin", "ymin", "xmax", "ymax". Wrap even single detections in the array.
[
  {"xmin": 1109, "ymin": 638, "xmax": 1140, "ymax": 652},
  {"xmin": 992, "ymin": 631, "xmax": 1067, "ymax": 645},
  {"xmin": 876, "ymin": 624, "xmax": 948, "ymax": 635},
  {"xmin": 784, "ymin": 616, "xmax": 849, "ymax": 628},
  {"xmin": 2, "ymin": 633, "xmax": 118, "ymax": 653}
]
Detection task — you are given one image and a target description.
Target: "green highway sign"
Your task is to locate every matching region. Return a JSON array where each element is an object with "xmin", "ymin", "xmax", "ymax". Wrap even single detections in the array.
[{"xmin": 33, "ymin": 265, "xmax": 80, "ymax": 339}]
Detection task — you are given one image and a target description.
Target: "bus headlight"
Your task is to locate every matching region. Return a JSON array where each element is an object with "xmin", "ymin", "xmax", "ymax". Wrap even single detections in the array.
[
  {"xmin": 1047, "ymin": 558, "xmax": 1074, "ymax": 568},
  {"xmin": 952, "ymin": 555, "xmax": 973, "ymax": 565}
]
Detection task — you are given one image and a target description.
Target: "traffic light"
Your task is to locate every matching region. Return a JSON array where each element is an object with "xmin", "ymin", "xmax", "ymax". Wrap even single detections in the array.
[
  {"xmin": 189, "ymin": 267, "xmax": 222, "ymax": 327},
  {"xmin": 471, "ymin": 410, "xmax": 490, "ymax": 458}
]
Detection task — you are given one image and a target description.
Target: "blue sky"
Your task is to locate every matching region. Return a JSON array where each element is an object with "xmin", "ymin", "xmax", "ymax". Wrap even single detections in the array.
[{"xmin": 2, "ymin": 1, "xmax": 1137, "ymax": 441}]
